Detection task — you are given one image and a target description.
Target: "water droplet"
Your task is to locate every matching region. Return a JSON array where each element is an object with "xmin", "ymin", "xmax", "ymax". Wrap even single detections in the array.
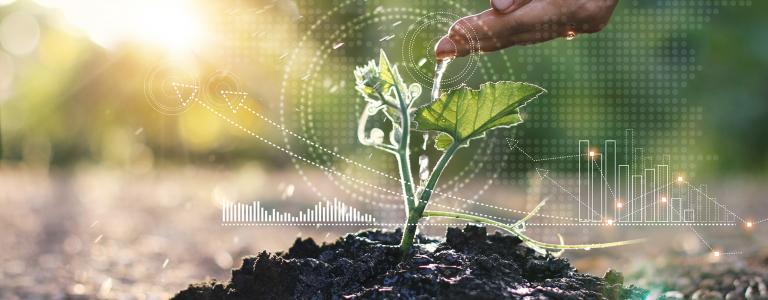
[
  {"xmin": 418, "ymin": 155, "xmax": 430, "ymax": 181},
  {"xmin": 565, "ymin": 30, "xmax": 577, "ymax": 40},
  {"xmin": 431, "ymin": 58, "xmax": 452, "ymax": 101},
  {"xmin": 420, "ymin": 169, "xmax": 430, "ymax": 181}
]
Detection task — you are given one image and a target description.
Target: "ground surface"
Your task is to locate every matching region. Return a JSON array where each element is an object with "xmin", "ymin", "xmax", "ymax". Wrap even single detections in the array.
[
  {"xmin": 173, "ymin": 225, "xmax": 645, "ymax": 299},
  {"xmin": 2, "ymin": 168, "xmax": 768, "ymax": 299}
]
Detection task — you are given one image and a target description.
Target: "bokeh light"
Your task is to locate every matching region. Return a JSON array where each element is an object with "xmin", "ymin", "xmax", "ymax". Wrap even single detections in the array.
[{"xmin": 0, "ymin": 10, "xmax": 40, "ymax": 55}]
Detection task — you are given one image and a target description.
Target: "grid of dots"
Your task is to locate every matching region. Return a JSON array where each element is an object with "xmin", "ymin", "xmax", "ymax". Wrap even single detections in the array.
[{"xmin": 211, "ymin": 0, "xmax": 752, "ymax": 239}]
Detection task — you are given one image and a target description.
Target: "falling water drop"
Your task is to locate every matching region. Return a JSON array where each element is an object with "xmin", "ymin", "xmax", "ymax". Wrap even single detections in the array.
[
  {"xmin": 418, "ymin": 154, "xmax": 430, "ymax": 181},
  {"xmin": 565, "ymin": 30, "xmax": 577, "ymax": 40},
  {"xmin": 431, "ymin": 58, "xmax": 452, "ymax": 101}
]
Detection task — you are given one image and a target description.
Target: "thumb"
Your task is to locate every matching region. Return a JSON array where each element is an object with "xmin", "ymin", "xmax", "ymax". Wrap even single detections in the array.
[{"xmin": 490, "ymin": 0, "xmax": 532, "ymax": 14}]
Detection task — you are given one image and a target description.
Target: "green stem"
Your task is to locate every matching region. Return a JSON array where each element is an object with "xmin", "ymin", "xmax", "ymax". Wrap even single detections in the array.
[
  {"xmin": 423, "ymin": 210, "xmax": 644, "ymax": 250},
  {"xmin": 399, "ymin": 141, "xmax": 461, "ymax": 257},
  {"xmin": 393, "ymin": 85, "xmax": 416, "ymax": 212}
]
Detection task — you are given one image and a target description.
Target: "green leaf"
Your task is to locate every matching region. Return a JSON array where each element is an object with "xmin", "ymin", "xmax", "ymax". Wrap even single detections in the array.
[
  {"xmin": 434, "ymin": 133, "xmax": 453, "ymax": 151},
  {"xmin": 377, "ymin": 50, "xmax": 396, "ymax": 97},
  {"xmin": 354, "ymin": 50, "xmax": 418, "ymax": 129},
  {"xmin": 415, "ymin": 81, "xmax": 545, "ymax": 150},
  {"xmin": 355, "ymin": 50, "xmax": 402, "ymax": 107}
]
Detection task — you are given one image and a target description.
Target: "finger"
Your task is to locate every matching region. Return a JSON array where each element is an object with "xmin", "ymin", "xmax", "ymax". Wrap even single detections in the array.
[
  {"xmin": 437, "ymin": 9, "xmax": 539, "ymax": 58},
  {"xmin": 434, "ymin": 36, "xmax": 458, "ymax": 60},
  {"xmin": 441, "ymin": 1, "xmax": 576, "ymax": 58},
  {"xmin": 490, "ymin": 0, "xmax": 533, "ymax": 14},
  {"xmin": 434, "ymin": 15, "xmax": 481, "ymax": 59}
]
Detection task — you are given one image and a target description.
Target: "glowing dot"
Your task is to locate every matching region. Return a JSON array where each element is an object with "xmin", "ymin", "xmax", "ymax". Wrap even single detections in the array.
[
  {"xmin": 589, "ymin": 151, "xmax": 595, "ymax": 157},
  {"xmin": 616, "ymin": 202, "xmax": 623, "ymax": 208},
  {"xmin": 746, "ymin": 222, "xmax": 753, "ymax": 228},
  {"xmin": 661, "ymin": 197, "xmax": 667, "ymax": 203},
  {"xmin": 713, "ymin": 251, "xmax": 720, "ymax": 257},
  {"xmin": 565, "ymin": 30, "xmax": 577, "ymax": 40},
  {"xmin": 677, "ymin": 176, "xmax": 684, "ymax": 183},
  {"xmin": 606, "ymin": 219, "xmax": 614, "ymax": 225}
]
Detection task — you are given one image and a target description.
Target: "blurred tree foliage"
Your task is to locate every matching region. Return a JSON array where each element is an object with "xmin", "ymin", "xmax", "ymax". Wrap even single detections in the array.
[{"xmin": 0, "ymin": 0, "xmax": 764, "ymax": 178}]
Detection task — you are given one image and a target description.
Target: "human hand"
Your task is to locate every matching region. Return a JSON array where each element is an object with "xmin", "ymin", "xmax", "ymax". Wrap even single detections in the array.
[{"xmin": 435, "ymin": 0, "xmax": 619, "ymax": 59}]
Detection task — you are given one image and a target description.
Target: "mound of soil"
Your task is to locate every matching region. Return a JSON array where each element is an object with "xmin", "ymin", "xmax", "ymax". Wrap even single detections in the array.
[{"xmin": 173, "ymin": 226, "xmax": 645, "ymax": 299}]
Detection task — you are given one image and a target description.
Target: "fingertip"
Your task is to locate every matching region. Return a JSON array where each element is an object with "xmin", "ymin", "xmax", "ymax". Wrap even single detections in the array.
[
  {"xmin": 490, "ymin": 0, "xmax": 515, "ymax": 13},
  {"xmin": 434, "ymin": 36, "xmax": 457, "ymax": 60}
]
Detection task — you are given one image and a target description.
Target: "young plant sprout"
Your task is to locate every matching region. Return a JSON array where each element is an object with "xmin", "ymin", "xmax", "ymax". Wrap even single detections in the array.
[{"xmin": 354, "ymin": 50, "xmax": 642, "ymax": 257}]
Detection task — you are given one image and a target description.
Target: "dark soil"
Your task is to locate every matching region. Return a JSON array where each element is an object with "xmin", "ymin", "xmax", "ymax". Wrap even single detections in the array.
[{"xmin": 172, "ymin": 225, "xmax": 646, "ymax": 299}]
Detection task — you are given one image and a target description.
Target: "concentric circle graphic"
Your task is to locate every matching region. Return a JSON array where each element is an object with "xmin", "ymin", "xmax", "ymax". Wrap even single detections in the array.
[
  {"xmin": 144, "ymin": 63, "xmax": 200, "ymax": 115},
  {"xmin": 401, "ymin": 11, "xmax": 481, "ymax": 90},
  {"xmin": 277, "ymin": 1, "xmax": 514, "ymax": 221},
  {"xmin": 203, "ymin": 70, "xmax": 245, "ymax": 111}
]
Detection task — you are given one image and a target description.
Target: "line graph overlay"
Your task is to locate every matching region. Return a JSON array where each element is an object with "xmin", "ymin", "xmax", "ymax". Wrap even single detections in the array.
[{"xmin": 508, "ymin": 129, "xmax": 740, "ymax": 226}]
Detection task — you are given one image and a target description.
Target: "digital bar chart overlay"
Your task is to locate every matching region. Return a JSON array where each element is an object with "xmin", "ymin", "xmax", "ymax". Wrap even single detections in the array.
[
  {"xmin": 221, "ymin": 199, "xmax": 376, "ymax": 224},
  {"xmin": 576, "ymin": 129, "xmax": 736, "ymax": 224}
]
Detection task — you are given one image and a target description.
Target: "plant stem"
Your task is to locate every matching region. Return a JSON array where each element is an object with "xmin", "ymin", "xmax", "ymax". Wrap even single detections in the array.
[
  {"xmin": 395, "ymin": 152, "xmax": 415, "ymax": 209},
  {"xmin": 423, "ymin": 210, "xmax": 644, "ymax": 250},
  {"xmin": 393, "ymin": 84, "xmax": 416, "ymax": 212},
  {"xmin": 399, "ymin": 141, "xmax": 461, "ymax": 257}
]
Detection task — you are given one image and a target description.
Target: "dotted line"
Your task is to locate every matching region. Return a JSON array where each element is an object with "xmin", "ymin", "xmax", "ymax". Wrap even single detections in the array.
[
  {"xmin": 241, "ymin": 105, "xmax": 400, "ymax": 182},
  {"xmin": 241, "ymin": 105, "xmax": 574, "ymax": 221},
  {"xmin": 618, "ymin": 181, "xmax": 675, "ymax": 220},
  {"xmin": 591, "ymin": 158, "xmax": 617, "ymax": 201},
  {"xmin": 274, "ymin": 1, "xmax": 526, "ymax": 221},
  {"xmin": 207, "ymin": 100, "xmax": 579, "ymax": 222},
  {"xmin": 297, "ymin": 12, "xmax": 415, "ymax": 207},
  {"xmin": 171, "ymin": 82, "xmax": 198, "ymax": 107},
  {"xmin": 222, "ymin": 223, "xmax": 506, "ymax": 226},
  {"xmin": 505, "ymin": 138, "xmax": 535, "ymax": 161},
  {"xmin": 199, "ymin": 101, "xmax": 402, "ymax": 209},
  {"xmin": 688, "ymin": 225, "xmax": 712, "ymax": 251},
  {"xmin": 220, "ymin": 222, "xmax": 736, "ymax": 227},
  {"xmin": 220, "ymin": 90, "xmax": 249, "ymax": 113},
  {"xmin": 527, "ymin": 223, "xmax": 736, "ymax": 226},
  {"xmin": 279, "ymin": 0, "xmax": 369, "ymax": 210},
  {"xmin": 534, "ymin": 154, "xmax": 586, "ymax": 162},
  {"xmin": 685, "ymin": 182, "xmax": 744, "ymax": 223},
  {"xmin": 296, "ymin": 10, "xmax": 495, "ymax": 207}
]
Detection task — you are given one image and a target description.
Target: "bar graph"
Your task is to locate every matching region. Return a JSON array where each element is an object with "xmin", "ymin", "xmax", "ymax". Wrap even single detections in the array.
[
  {"xmin": 576, "ymin": 129, "xmax": 736, "ymax": 224},
  {"xmin": 221, "ymin": 199, "xmax": 376, "ymax": 224}
]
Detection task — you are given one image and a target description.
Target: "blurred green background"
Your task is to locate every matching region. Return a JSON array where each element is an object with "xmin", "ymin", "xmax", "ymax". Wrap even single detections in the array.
[{"xmin": 0, "ymin": 0, "xmax": 765, "ymax": 178}]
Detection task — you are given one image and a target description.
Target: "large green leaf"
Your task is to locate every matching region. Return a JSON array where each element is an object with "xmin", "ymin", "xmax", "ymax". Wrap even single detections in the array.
[{"xmin": 415, "ymin": 81, "xmax": 545, "ymax": 150}]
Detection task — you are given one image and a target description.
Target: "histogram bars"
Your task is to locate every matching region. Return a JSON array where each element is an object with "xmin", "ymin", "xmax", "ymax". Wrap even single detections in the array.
[
  {"xmin": 577, "ymin": 129, "xmax": 736, "ymax": 224},
  {"xmin": 221, "ymin": 199, "xmax": 376, "ymax": 224}
]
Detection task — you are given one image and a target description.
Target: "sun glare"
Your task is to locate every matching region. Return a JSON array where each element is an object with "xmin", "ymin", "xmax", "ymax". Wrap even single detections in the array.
[{"xmin": 42, "ymin": 0, "xmax": 207, "ymax": 54}]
